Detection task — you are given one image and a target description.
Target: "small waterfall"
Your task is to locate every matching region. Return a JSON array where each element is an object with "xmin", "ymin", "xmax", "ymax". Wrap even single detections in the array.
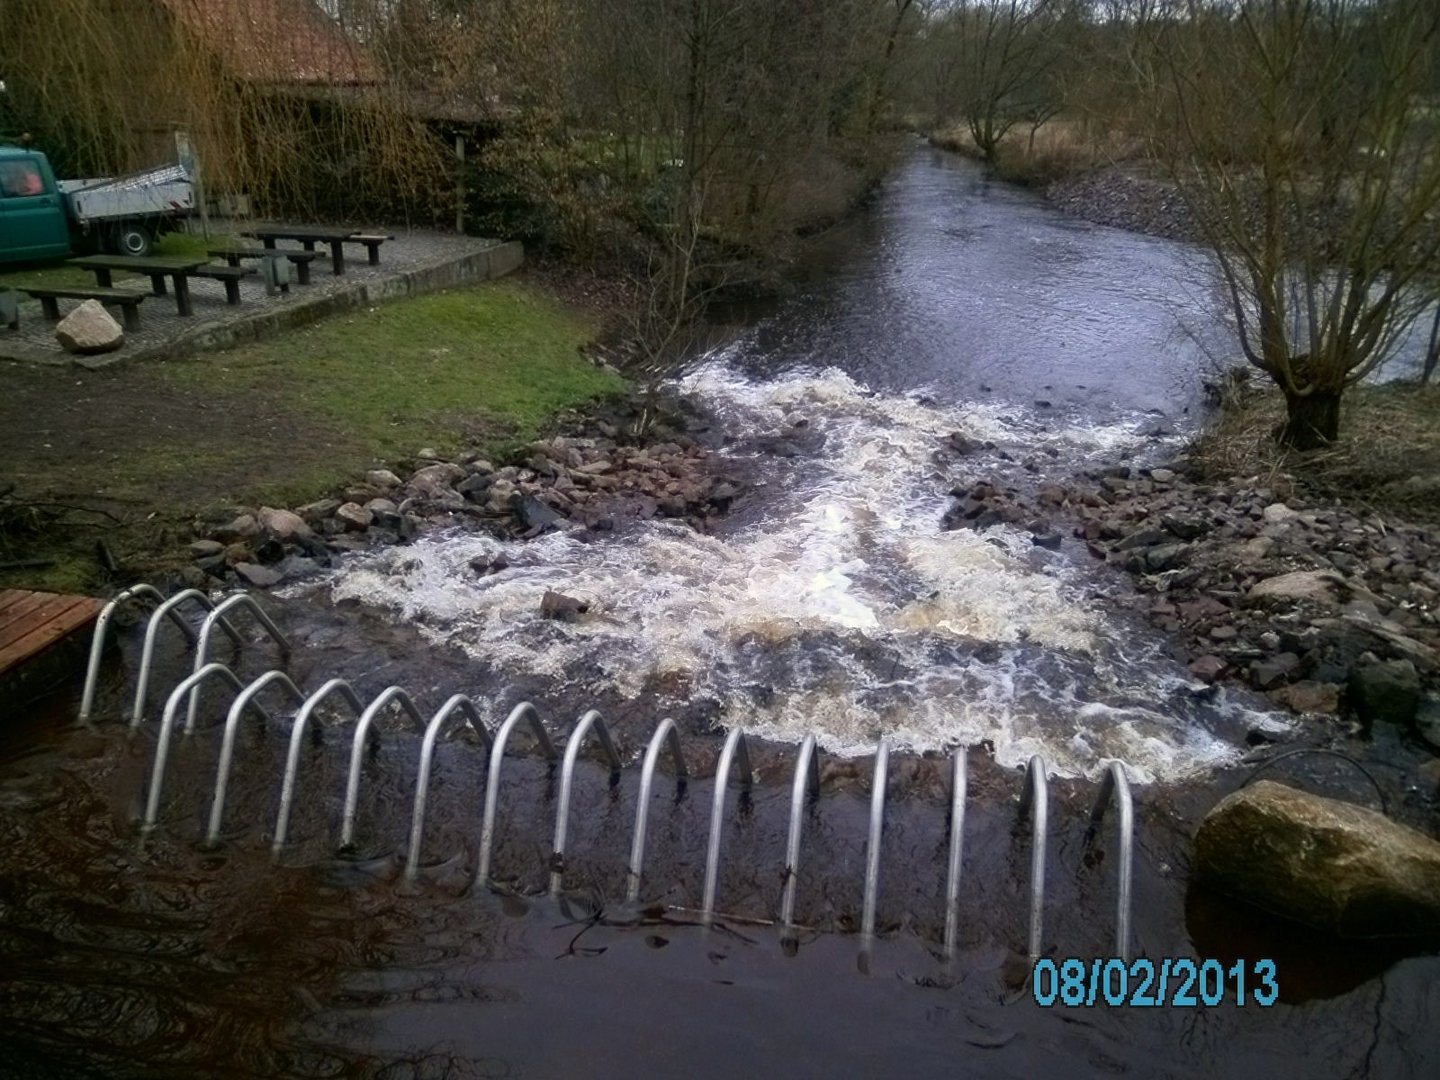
[{"xmin": 320, "ymin": 361, "xmax": 1286, "ymax": 781}]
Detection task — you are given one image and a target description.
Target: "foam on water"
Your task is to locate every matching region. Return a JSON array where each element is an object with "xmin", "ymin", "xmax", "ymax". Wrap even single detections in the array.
[{"xmin": 323, "ymin": 362, "xmax": 1282, "ymax": 782}]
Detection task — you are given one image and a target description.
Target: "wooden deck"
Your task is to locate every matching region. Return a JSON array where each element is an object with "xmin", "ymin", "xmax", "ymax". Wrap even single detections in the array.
[{"xmin": 0, "ymin": 588, "xmax": 104, "ymax": 684}]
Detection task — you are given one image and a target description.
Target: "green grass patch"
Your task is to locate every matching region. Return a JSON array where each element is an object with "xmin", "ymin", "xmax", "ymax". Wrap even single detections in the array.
[
  {"xmin": 0, "ymin": 261, "xmax": 97, "ymax": 293},
  {"xmin": 154, "ymin": 229, "xmax": 234, "ymax": 260},
  {"xmin": 160, "ymin": 277, "xmax": 622, "ymax": 460}
]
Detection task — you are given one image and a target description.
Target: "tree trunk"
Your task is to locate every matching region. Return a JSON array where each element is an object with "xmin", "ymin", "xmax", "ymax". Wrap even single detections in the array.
[
  {"xmin": 1279, "ymin": 389, "xmax": 1342, "ymax": 450},
  {"xmin": 1423, "ymin": 305, "xmax": 1439, "ymax": 385}
]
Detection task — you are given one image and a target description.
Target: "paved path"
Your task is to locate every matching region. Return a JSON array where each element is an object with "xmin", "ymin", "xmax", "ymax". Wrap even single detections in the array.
[{"xmin": 0, "ymin": 230, "xmax": 521, "ymax": 368}]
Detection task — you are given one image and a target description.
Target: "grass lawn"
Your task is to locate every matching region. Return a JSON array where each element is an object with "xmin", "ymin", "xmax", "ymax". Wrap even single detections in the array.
[
  {"xmin": 0, "ymin": 275, "xmax": 623, "ymax": 592},
  {"xmin": 159, "ymin": 278, "xmax": 617, "ymax": 459}
]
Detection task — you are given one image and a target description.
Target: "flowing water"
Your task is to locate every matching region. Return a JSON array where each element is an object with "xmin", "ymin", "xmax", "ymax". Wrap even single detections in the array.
[{"xmin": 3, "ymin": 145, "xmax": 1437, "ymax": 1077}]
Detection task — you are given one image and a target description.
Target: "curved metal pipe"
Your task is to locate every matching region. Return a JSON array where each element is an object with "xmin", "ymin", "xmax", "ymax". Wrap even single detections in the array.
[
  {"xmin": 780, "ymin": 733, "xmax": 822, "ymax": 932},
  {"xmin": 204, "ymin": 670, "xmax": 307, "ymax": 844},
  {"xmin": 80, "ymin": 584, "xmax": 170, "ymax": 722},
  {"xmin": 404, "ymin": 695, "xmax": 493, "ymax": 879},
  {"xmin": 476, "ymin": 702, "xmax": 558, "ymax": 887},
  {"xmin": 338, "ymin": 686, "xmax": 428, "ymax": 850},
  {"xmin": 131, "ymin": 589, "xmax": 242, "ymax": 727},
  {"xmin": 549, "ymin": 710, "xmax": 623, "ymax": 894},
  {"xmin": 1242, "ymin": 747, "xmax": 1389, "ymax": 814},
  {"xmin": 142, "ymin": 662, "xmax": 251, "ymax": 831},
  {"xmin": 943, "ymin": 747, "xmax": 969, "ymax": 958},
  {"xmin": 860, "ymin": 740, "xmax": 889, "ymax": 948},
  {"xmin": 184, "ymin": 593, "xmax": 291, "ymax": 734},
  {"xmin": 272, "ymin": 678, "xmax": 366, "ymax": 853},
  {"xmin": 1017, "ymin": 755, "xmax": 1049, "ymax": 965},
  {"xmin": 700, "ymin": 728, "xmax": 753, "ymax": 925},
  {"xmin": 1083, "ymin": 760, "xmax": 1134, "ymax": 962},
  {"xmin": 626, "ymin": 718, "xmax": 689, "ymax": 903}
]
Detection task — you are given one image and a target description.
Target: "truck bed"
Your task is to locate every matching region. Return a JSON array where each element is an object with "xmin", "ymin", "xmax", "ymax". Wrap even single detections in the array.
[{"xmin": 57, "ymin": 164, "xmax": 194, "ymax": 225}]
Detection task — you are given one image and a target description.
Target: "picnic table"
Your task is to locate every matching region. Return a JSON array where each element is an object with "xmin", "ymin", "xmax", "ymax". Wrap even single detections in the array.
[
  {"xmin": 67, "ymin": 254, "xmax": 206, "ymax": 317},
  {"xmin": 241, "ymin": 226, "xmax": 392, "ymax": 276}
]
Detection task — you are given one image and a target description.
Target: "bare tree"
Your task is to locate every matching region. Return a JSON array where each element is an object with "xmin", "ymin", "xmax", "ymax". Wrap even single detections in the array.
[
  {"xmin": 934, "ymin": 0, "xmax": 1064, "ymax": 160},
  {"xmin": 1152, "ymin": 0, "xmax": 1440, "ymax": 448}
]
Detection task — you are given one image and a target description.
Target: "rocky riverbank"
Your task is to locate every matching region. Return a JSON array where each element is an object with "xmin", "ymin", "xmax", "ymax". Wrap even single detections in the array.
[
  {"xmin": 1045, "ymin": 167, "xmax": 1202, "ymax": 244},
  {"xmin": 939, "ymin": 445, "xmax": 1440, "ymax": 753},
  {"xmin": 175, "ymin": 390, "xmax": 747, "ymax": 594}
]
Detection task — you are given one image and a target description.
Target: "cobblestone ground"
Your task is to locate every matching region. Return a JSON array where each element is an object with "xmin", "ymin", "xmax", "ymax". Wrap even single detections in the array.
[{"xmin": 0, "ymin": 229, "xmax": 499, "ymax": 365}]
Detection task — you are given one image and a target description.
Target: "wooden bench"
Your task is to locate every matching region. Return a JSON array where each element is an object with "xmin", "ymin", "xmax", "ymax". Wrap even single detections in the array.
[
  {"xmin": 17, "ymin": 286, "xmax": 146, "ymax": 331},
  {"xmin": 347, "ymin": 233, "xmax": 395, "ymax": 267},
  {"xmin": 0, "ymin": 289, "xmax": 17, "ymax": 331},
  {"xmin": 190, "ymin": 263, "xmax": 257, "ymax": 305},
  {"xmin": 209, "ymin": 247, "xmax": 320, "ymax": 286}
]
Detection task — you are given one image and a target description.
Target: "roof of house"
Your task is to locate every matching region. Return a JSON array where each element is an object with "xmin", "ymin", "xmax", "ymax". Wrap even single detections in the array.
[{"xmin": 157, "ymin": 0, "xmax": 381, "ymax": 87}]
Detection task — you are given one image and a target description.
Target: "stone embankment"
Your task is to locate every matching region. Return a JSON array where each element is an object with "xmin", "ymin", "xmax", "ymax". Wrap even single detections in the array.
[
  {"xmin": 178, "ymin": 395, "xmax": 743, "ymax": 592},
  {"xmin": 939, "ymin": 443, "xmax": 1440, "ymax": 749}
]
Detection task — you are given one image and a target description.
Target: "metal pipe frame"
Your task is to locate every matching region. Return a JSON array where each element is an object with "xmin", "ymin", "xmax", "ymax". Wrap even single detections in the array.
[
  {"xmin": 404, "ymin": 695, "xmax": 494, "ymax": 879},
  {"xmin": 1017, "ymin": 755, "xmax": 1049, "ymax": 965},
  {"xmin": 943, "ymin": 747, "xmax": 969, "ymax": 959},
  {"xmin": 1082, "ymin": 760, "xmax": 1134, "ymax": 962},
  {"xmin": 272, "ymin": 679, "xmax": 367, "ymax": 853},
  {"xmin": 143, "ymin": 662, "xmax": 252, "ymax": 832},
  {"xmin": 80, "ymin": 584, "xmax": 172, "ymax": 722},
  {"xmin": 780, "ymin": 733, "xmax": 822, "ymax": 932},
  {"xmin": 338, "ymin": 686, "xmax": 428, "ymax": 851},
  {"xmin": 476, "ymin": 702, "xmax": 558, "ymax": 887},
  {"xmin": 626, "ymin": 719, "xmax": 688, "ymax": 904},
  {"xmin": 204, "ymin": 670, "xmax": 307, "ymax": 845},
  {"xmin": 860, "ymin": 740, "xmax": 890, "ymax": 947},
  {"xmin": 184, "ymin": 593, "xmax": 291, "ymax": 734},
  {"xmin": 131, "ymin": 589, "xmax": 242, "ymax": 727},
  {"xmin": 700, "ymin": 728, "xmax": 754, "ymax": 925},
  {"xmin": 549, "ymin": 710, "xmax": 623, "ymax": 895}
]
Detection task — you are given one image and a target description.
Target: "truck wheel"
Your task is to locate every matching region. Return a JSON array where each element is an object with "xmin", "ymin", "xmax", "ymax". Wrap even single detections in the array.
[{"xmin": 111, "ymin": 224, "xmax": 153, "ymax": 258}]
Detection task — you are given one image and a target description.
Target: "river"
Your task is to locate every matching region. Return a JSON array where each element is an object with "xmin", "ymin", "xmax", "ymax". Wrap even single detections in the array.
[{"xmin": 1, "ymin": 145, "xmax": 1436, "ymax": 1078}]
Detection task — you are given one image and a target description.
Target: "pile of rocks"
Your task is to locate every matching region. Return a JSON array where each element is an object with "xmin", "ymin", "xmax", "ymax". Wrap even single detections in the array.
[
  {"xmin": 181, "ymin": 428, "xmax": 743, "ymax": 592},
  {"xmin": 1046, "ymin": 169, "xmax": 1200, "ymax": 244},
  {"xmin": 940, "ymin": 457, "xmax": 1440, "ymax": 745}
]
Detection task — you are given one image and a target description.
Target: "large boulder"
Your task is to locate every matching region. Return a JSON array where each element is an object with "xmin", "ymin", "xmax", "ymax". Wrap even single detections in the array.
[
  {"xmin": 56, "ymin": 299, "xmax": 124, "ymax": 355},
  {"xmin": 1247, "ymin": 569, "xmax": 1357, "ymax": 608},
  {"xmin": 1194, "ymin": 780, "xmax": 1440, "ymax": 939},
  {"xmin": 256, "ymin": 506, "xmax": 313, "ymax": 541}
]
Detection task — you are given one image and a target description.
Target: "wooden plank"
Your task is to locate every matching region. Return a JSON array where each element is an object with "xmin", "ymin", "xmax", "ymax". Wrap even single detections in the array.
[
  {"xmin": 0, "ymin": 591, "xmax": 102, "ymax": 678},
  {"xmin": 0, "ymin": 591, "xmax": 54, "ymax": 638},
  {"xmin": 0, "ymin": 596, "xmax": 88, "ymax": 656}
]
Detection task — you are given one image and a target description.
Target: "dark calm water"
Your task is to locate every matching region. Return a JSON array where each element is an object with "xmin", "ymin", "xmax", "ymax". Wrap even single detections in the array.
[{"xmin": 2, "ymin": 147, "xmax": 1437, "ymax": 1078}]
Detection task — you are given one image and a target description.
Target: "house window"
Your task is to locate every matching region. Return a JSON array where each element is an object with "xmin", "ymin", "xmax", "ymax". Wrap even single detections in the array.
[{"xmin": 0, "ymin": 161, "xmax": 46, "ymax": 198}]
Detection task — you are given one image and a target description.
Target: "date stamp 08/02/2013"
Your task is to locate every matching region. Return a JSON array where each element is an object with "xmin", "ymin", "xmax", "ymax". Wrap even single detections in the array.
[{"xmin": 1032, "ymin": 957, "xmax": 1280, "ymax": 1008}]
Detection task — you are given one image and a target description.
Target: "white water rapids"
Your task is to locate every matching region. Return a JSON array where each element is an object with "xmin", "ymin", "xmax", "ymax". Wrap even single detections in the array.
[{"xmin": 320, "ymin": 361, "xmax": 1285, "ymax": 782}]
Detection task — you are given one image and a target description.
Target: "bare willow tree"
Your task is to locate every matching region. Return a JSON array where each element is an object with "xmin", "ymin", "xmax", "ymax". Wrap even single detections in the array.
[
  {"xmin": 931, "ymin": 0, "xmax": 1065, "ymax": 159},
  {"xmin": 1150, "ymin": 0, "xmax": 1440, "ymax": 448},
  {"xmin": 0, "ymin": 0, "xmax": 444, "ymax": 221}
]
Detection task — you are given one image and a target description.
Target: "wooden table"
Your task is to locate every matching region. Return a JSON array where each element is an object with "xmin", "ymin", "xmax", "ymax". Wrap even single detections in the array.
[
  {"xmin": 242, "ymin": 227, "xmax": 360, "ymax": 276},
  {"xmin": 67, "ymin": 255, "xmax": 206, "ymax": 317}
]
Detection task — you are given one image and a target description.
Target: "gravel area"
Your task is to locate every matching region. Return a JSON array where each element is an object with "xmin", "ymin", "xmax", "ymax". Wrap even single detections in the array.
[{"xmin": 0, "ymin": 229, "xmax": 506, "ymax": 367}]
